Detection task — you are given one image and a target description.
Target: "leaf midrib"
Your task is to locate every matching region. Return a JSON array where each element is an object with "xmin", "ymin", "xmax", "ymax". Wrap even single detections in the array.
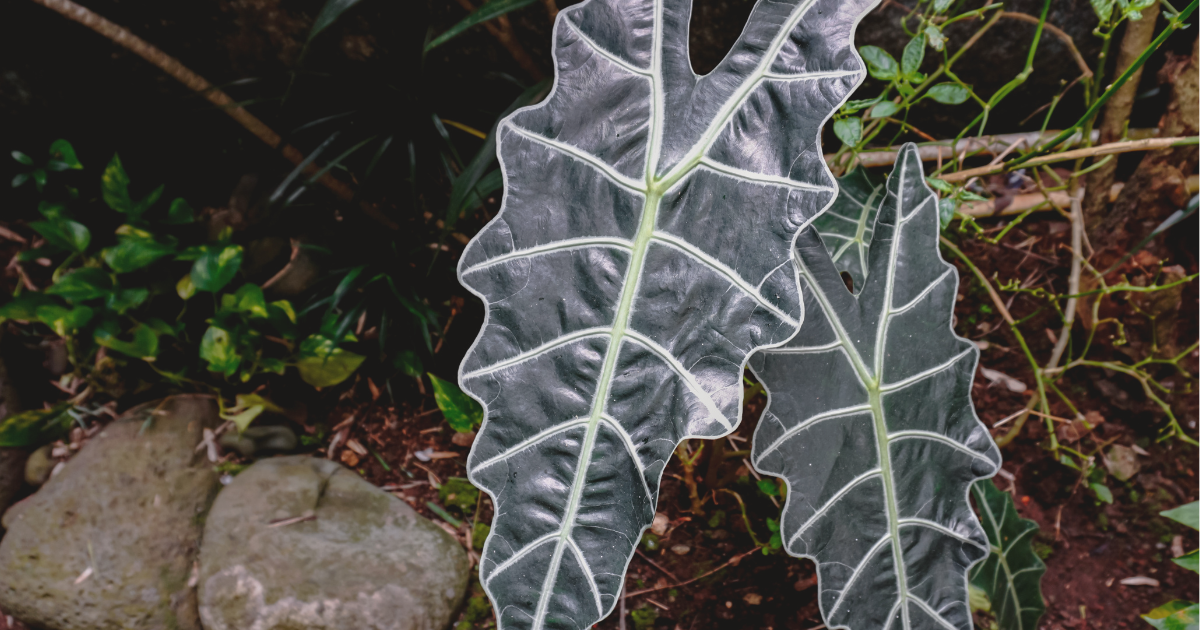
[{"xmin": 525, "ymin": 0, "xmax": 829, "ymax": 624}]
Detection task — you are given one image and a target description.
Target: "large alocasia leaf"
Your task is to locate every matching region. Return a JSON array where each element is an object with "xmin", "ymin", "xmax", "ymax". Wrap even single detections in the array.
[
  {"xmin": 811, "ymin": 166, "xmax": 884, "ymax": 293},
  {"xmin": 749, "ymin": 144, "xmax": 1001, "ymax": 630},
  {"xmin": 970, "ymin": 478, "xmax": 1046, "ymax": 630},
  {"xmin": 455, "ymin": 0, "xmax": 877, "ymax": 626}
]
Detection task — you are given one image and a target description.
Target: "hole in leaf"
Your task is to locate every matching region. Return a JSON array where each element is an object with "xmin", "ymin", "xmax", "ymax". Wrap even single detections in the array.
[
  {"xmin": 840, "ymin": 271, "xmax": 854, "ymax": 293},
  {"xmin": 688, "ymin": 0, "xmax": 756, "ymax": 75}
]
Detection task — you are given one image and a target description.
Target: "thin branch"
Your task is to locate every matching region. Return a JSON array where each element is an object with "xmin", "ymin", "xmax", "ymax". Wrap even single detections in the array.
[
  {"xmin": 625, "ymin": 546, "xmax": 763, "ymax": 598},
  {"xmin": 29, "ymin": 0, "xmax": 358, "ymax": 203},
  {"xmin": 999, "ymin": 12, "xmax": 1093, "ymax": 78},
  {"xmin": 940, "ymin": 136, "xmax": 1199, "ymax": 182}
]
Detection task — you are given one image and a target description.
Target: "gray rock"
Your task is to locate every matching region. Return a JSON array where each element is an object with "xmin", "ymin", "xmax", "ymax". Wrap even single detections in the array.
[
  {"xmin": 198, "ymin": 456, "xmax": 469, "ymax": 630},
  {"xmin": 0, "ymin": 395, "xmax": 220, "ymax": 630},
  {"xmin": 0, "ymin": 447, "xmax": 25, "ymax": 522}
]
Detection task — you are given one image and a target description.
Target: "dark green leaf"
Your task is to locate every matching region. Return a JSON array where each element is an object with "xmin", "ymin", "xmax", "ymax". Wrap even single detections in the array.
[
  {"xmin": 869, "ymin": 101, "xmax": 900, "ymax": 119},
  {"xmin": 36, "ymin": 304, "xmax": 94, "ymax": 334},
  {"xmin": 0, "ymin": 403, "xmax": 73, "ymax": 448},
  {"xmin": 49, "ymin": 139, "xmax": 83, "ymax": 170},
  {"xmin": 296, "ymin": 334, "xmax": 365, "ymax": 388},
  {"xmin": 444, "ymin": 80, "xmax": 550, "ymax": 230},
  {"xmin": 105, "ymin": 287, "xmax": 149, "ymax": 314},
  {"xmin": 104, "ymin": 235, "xmax": 175, "ymax": 273},
  {"xmin": 133, "ymin": 184, "xmax": 165, "ymax": 218},
  {"xmin": 1090, "ymin": 482, "xmax": 1113, "ymax": 503},
  {"xmin": 394, "ymin": 350, "xmax": 423, "ymax": 378},
  {"xmin": 46, "ymin": 268, "xmax": 113, "ymax": 303},
  {"xmin": 833, "ymin": 118, "xmax": 863, "ymax": 147},
  {"xmin": 267, "ymin": 300, "xmax": 298, "ymax": 339},
  {"xmin": 901, "ymin": 34, "xmax": 925, "ymax": 77},
  {"xmin": 0, "ymin": 293, "xmax": 62, "ymax": 320},
  {"xmin": 191, "ymin": 245, "xmax": 244, "ymax": 293},
  {"xmin": 31, "ymin": 169, "xmax": 46, "ymax": 192},
  {"xmin": 11, "ymin": 173, "xmax": 29, "ymax": 188},
  {"xmin": 200, "ymin": 325, "xmax": 242, "ymax": 376},
  {"xmin": 30, "ymin": 219, "xmax": 90, "ymax": 253},
  {"xmin": 308, "ymin": 0, "xmax": 364, "ymax": 42},
  {"xmin": 11, "ymin": 151, "xmax": 32, "ymax": 166},
  {"xmin": 858, "ymin": 45, "xmax": 898, "ymax": 80},
  {"xmin": 228, "ymin": 283, "xmax": 269, "ymax": 318},
  {"xmin": 970, "ymin": 479, "xmax": 1047, "ymax": 630},
  {"xmin": 1173, "ymin": 550, "xmax": 1199, "ymax": 573},
  {"xmin": 425, "ymin": 0, "xmax": 539, "ymax": 52},
  {"xmin": 428, "ymin": 373, "xmax": 482, "ymax": 432},
  {"xmin": 102, "ymin": 153, "xmax": 134, "ymax": 214},
  {"xmin": 842, "ymin": 96, "xmax": 883, "ymax": 114},
  {"xmin": 927, "ymin": 83, "xmax": 970, "ymax": 105},
  {"xmin": 95, "ymin": 323, "xmax": 159, "ymax": 360},
  {"xmin": 939, "ymin": 198, "xmax": 959, "ymax": 230},
  {"xmin": 165, "ymin": 198, "xmax": 195, "ymax": 224},
  {"xmin": 38, "ymin": 201, "xmax": 67, "ymax": 220}
]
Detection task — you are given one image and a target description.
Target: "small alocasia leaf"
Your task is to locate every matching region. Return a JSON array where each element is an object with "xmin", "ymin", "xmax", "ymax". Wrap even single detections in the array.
[
  {"xmin": 969, "ymin": 479, "xmax": 1047, "ymax": 630},
  {"xmin": 455, "ymin": 0, "xmax": 877, "ymax": 626},
  {"xmin": 749, "ymin": 144, "xmax": 1000, "ymax": 630},
  {"xmin": 811, "ymin": 167, "xmax": 884, "ymax": 292},
  {"xmin": 429, "ymin": 373, "xmax": 484, "ymax": 432}
]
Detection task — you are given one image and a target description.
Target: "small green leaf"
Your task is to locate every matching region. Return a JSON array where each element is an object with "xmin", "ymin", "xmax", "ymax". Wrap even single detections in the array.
[
  {"xmin": 1090, "ymin": 482, "xmax": 1113, "ymax": 504},
  {"xmin": 1172, "ymin": 549, "xmax": 1199, "ymax": 574},
  {"xmin": 176, "ymin": 274, "xmax": 197, "ymax": 300},
  {"xmin": 30, "ymin": 219, "xmax": 90, "ymax": 253},
  {"xmin": 308, "ymin": 0, "xmax": 365, "ymax": 42},
  {"xmin": 901, "ymin": 34, "xmax": 925, "ymax": 77},
  {"xmin": 833, "ymin": 118, "xmax": 862, "ymax": 147},
  {"xmin": 95, "ymin": 323, "xmax": 159, "ymax": 360},
  {"xmin": 200, "ymin": 325, "xmax": 242, "ymax": 376},
  {"xmin": 0, "ymin": 403, "xmax": 73, "ymax": 448},
  {"xmin": 429, "ymin": 373, "xmax": 483, "ymax": 432},
  {"xmin": 165, "ymin": 198, "xmax": 195, "ymax": 224},
  {"xmin": 926, "ymin": 83, "xmax": 970, "ymax": 105},
  {"xmin": 229, "ymin": 283, "xmax": 269, "ymax": 318},
  {"xmin": 191, "ymin": 245, "xmax": 244, "ymax": 293},
  {"xmin": 104, "ymin": 235, "xmax": 175, "ymax": 273},
  {"xmin": 296, "ymin": 334, "xmax": 366, "ymax": 388},
  {"xmin": 0, "ymin": 293, "xmax": 62, "ymax": 320},
  {"xmin": 439, "ymin": 477, "xmax": 480, "ymax": 510},
  {"xmin": 105, "ymin": 287, "xmax": 149, "ymax": 314},
  {"xmin": 133, "ymin": 184, "xmax": 164, "ymax": 219},
  {"xmin": 31, "ymin": 169, "xmax": 46, "ymax": 192},
  {"xmin": 267, "ymin": 301, "xmax": 298, "ymax": 339},
  {"xmin": 11, "ymin": 151, "xmax": 33, "ymax": 166},
  {"xmin": 36, "ymin": 304, "xmax": 93, "ymax": 335},
  {"xmin": 102, "ymin": 153, "xmax": 134, "ymax": 214},
  {"xmin": 842, "ymin": 96, "xmax": 883, "ymax": 114},
  {"xmin": 869, "ymin": 101, "xmax": 900, "ymax": 119},
  {"xmin": 1143, "ymin": 601, "xmax": 1199, "ymax": 630},
  {"xmin": 1161, "ymin": 501, "xmax": 1198, "ymax": 531},
  {"xmin": 932, "ymin": 0, "xmax": 954, "ymax": 12},
  {"xmin": 757, "ymin": 478, "xmax": 780, "ymax": 496},
  {"xmin": 924, "ymin": 25, "xmax": 946, "ymax": 51},
  {"xmin": 926, "ymin": 177, "xmax": 953, "ymax": 193},
  {"xmin": 858, "ymin": 45, "xmax": 898, "ymax": 80},
  {"xmin": 49, "ymin": 139, "xmax": 83, "ymax": 170},
  {"xmin": 394, "ymin": 350, "xmax": 424, "ymax": 378},
  {"xmin": 222, "ymin": 405, "xmax": 265, "ymax": 433},
  {"xmin": 11, "ymin": 173, "xmax": 29, "ymax": 188},
  {"xmin": 46, "ymin": 268, "xmax": 113, "ymax": 303},
  {"xmin": 938, "ymin": 198, "xmax": 959, "ymax": 230}
]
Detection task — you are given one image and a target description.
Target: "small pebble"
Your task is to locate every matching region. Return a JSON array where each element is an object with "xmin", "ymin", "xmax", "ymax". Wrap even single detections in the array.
[{"xmin": 670, "ymin": 544, "xmax": 690, "ymax": 556}]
